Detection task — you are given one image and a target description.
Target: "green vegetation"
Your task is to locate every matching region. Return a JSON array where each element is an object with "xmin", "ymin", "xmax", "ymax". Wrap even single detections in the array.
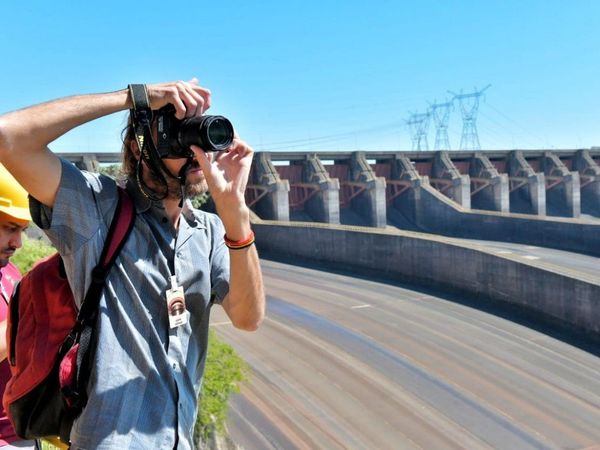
[
  {"xmin": 192, "ymin": 191, "xmax": 211, "ymax": 209},
  {"xmin": 11, "ymin": 237, "xmax": 56, "ymax": 273},
  {"xmin": 194, "ymin": 328, "xmax": 248, "ymax": 443},
  {"xmin": 98, "ymin": 163, "xmax": 125, "ymax": 182},
  {"xmin": 16, "ymin": 235, "xmax": 247, "ymax": 447}
]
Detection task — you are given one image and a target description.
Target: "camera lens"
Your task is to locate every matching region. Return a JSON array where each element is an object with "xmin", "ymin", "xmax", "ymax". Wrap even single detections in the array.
[
  {"xmin": 207, "ymin": 118, "xmax": 232, "ymax": 147},
  {"xmin": 178, "ymin": 115, "xmax": 234, "ymax": 152}
]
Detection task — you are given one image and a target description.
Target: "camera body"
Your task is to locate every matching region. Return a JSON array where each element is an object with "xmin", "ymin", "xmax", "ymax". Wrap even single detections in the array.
[{"xmin": 155, "ymin": 105, "xmax": 234, "ymax": 158}]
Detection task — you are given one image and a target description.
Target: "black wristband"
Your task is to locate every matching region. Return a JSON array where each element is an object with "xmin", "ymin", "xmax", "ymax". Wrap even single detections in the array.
[{"xmin": 128, "ymin": 84, "xmax": 150, "ymax": 111}]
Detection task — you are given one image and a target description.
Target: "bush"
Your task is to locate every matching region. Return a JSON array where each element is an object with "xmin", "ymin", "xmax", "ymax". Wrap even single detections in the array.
[
  {"xmin": 11, "ymin": 237, "xmax": 56, "ymax": 273},
  {"xmin": 98, "ymin": 163, "xmax": 125, "ymax": 182},
  {"xmin": 192, "ymin": 192, "xmax": 211, "ymax": 210},
  {"xmin": 195, "ymin": 328, "xmax": 248, "ymax": 444}
]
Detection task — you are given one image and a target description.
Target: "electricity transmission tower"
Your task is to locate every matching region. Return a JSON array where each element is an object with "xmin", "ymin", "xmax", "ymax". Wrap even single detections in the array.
[
  {"xmin": 449, "ymin": 84, "xmax": 491, "ymax": 150},
  {"xmin": 406, "ymin": 111, "xmax": 431, "ymax": 151},
  {"xmin": 429, "ymin": 100, "xmax": 454, "ymax": 150}
]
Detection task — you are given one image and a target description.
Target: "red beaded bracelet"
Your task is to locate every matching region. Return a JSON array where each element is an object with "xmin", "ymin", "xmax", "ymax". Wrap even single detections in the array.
[{"xmin": 224, "ymin": 230, "xmax": 255, "ymax": 250}]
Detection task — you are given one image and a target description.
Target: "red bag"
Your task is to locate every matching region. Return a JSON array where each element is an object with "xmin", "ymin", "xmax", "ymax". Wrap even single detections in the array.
[{"xmin": 3, "ymin": 187, "xmax": 135, "ymax": 442}]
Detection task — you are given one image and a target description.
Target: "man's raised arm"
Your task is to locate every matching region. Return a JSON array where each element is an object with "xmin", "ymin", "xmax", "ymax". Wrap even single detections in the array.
[
  {"xmin": 0, "ymin": 90, "xmax": 130, "ymax": 207},
  {"xmin": 0, "ymin": 80, "xmax": 209, "ymax": 207}
]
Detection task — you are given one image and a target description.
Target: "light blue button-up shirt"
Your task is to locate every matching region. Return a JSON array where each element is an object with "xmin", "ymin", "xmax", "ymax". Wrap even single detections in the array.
[{"xmin": 30, "ymin": 159, "xmax": 230, "ymax": 449}]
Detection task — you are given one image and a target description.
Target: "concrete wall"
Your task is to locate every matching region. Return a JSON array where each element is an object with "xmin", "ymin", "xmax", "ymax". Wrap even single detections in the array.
[
  {"xmin": 395, "ymin": 182, "xmax": 600, "ymax": 257},
  {"xmin": 254, "ymin": 221, "xmax": 600, "ymax": 339}
]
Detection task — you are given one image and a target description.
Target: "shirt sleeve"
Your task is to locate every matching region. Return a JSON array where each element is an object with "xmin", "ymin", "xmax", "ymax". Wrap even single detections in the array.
[
  {"xmin": 208, "ymin": 214, "xmax": 230, "ymax": 305},
  {"xmin": 29, "ymin": 158, "xmax": 117, "ymax": 256},
  {"xmin": 28, "ymin": 158, "xmax": 118, "ymax": 306}
]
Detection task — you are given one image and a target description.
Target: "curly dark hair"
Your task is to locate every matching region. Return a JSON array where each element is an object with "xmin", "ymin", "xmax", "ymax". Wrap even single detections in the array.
[{"xmin": 120, "ymin": 113, "xmax": 137, "ymax": 179}]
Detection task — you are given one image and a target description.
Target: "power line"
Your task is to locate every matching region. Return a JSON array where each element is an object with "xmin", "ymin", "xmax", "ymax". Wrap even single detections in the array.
[
  {"xmin": 260, "ymin": 119, "xmax": 408, "ymax": 151},
  {"xmin": 485, "ymin": 102, "xmax": 553, "ymax": 148},
  {"xmin": 478, "ymin": 110, "xmax": 541, "ymax": 149}
]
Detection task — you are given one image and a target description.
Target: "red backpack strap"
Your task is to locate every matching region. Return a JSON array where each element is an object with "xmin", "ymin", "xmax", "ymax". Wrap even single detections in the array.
[
  {"xmin": 75, "ymin": 187, "xmax": 135, "ymax": 326},
  {"xmin": 98, "ymin": 187, "xmax": 136, "ymax": 272},
  {"xmin": 58, "ymin": 187, "xmax": 136, "ymax": 414}
]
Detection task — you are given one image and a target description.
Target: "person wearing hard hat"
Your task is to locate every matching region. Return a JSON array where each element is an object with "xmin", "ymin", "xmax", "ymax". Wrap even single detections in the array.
[{"xmin": 0, "ymin": 164, "xmax": 35, "ymax": 450}]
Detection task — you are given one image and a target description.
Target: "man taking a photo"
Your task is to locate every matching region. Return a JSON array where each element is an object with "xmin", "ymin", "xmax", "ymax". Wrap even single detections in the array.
[{"xmin": 0, "ymin": 79, "xmax": 265, "ymax": 449}]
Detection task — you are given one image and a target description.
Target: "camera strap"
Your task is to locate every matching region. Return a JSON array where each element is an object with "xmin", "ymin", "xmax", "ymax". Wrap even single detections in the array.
[{"xmin": 128, "ymin": 84, "xmax": 185, "ymax": 201}]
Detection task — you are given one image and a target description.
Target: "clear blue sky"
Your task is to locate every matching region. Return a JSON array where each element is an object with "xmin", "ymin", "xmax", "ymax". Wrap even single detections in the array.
[{"xmin": 1, "ymin": 0, "xmax": 599, "ymax": 153}]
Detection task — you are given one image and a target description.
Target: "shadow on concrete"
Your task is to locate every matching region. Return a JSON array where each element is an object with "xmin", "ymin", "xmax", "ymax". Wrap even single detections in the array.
[
  {"xmin": 340, "ymin": 208, "xmax": 371, "ymax": 227},
  {"xmin": 289, "ymin": 210, "xmax": 314, "ymax": 222},
  {"xmin": 386, "ymin": 208, "xmax": 422, "ymax": 232}
]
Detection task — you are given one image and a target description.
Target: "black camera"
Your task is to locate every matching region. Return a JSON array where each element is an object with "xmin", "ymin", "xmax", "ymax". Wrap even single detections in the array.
[{"xmin": 155, "ymin": 105, "xmax": 234, "ymax": 158}]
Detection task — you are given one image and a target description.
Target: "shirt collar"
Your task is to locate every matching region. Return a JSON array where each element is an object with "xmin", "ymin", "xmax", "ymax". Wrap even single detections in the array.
[{"xmin": 181, "ymin": 198, "xmax": 206, "ymax": 229}]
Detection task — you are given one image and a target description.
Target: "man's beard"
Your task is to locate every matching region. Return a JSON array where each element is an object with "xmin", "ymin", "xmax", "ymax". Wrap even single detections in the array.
[
  {"xmin": 0, "ymin": 246, "xmax": 15, "ymax": 268},
  {"xmin": 145, "ymin": 160, "xmax": 208, "ymax": 200}
]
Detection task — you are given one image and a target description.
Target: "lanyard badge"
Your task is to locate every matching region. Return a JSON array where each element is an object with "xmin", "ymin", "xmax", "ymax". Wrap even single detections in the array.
[{"xmin": 166, "ymin": 275, "xmax": 189, "ymax": 328}]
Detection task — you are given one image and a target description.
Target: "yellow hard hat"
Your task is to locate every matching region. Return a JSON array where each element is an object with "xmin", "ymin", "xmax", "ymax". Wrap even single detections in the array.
[{"xmin": 0, "ymin": 163, "xmax": 31, "ymax": 222}]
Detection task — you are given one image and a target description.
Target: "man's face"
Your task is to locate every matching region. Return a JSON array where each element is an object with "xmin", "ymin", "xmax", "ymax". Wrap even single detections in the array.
[
  {"xmin": 134, "ymin": 121, "xmax": 210, "ymax": 200},
  {"xmin": 138, "ymin": 155, "xmax": 209, "ymax": 199},
  {"xmin": 0, "ymin": 211, "xmax": 29, "ymax": 268},
  {"xmin": 165, "ymin": 156, "xmax": 209, "ymax": 190}
]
